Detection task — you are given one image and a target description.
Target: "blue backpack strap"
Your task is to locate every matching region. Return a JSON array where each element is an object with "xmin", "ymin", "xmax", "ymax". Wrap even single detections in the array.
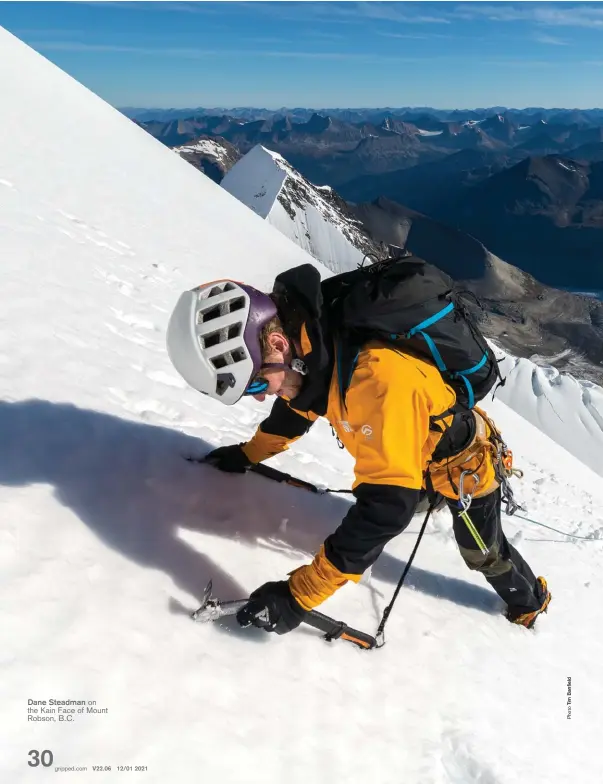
[
  {"xmin": 455, "ymin": 352, "xmax": 489, "ymax": 377},
  {"xmin": 452, "ymin": 352, "xmax": 489, "ymax": 408},
  {"xmin": 407, "ymin": 302, "xmax": 454, "ymax": 337},
  {"xmin": 457, "ymin": 375, "xmax": 475, "ymax": 408},
  {"xmin": 404, "ymin": 302, "xmax": 454, "ymax": 372},
  {"xmin": 415, "ymin": 331, "xmax": 447, "ymax": 372}
]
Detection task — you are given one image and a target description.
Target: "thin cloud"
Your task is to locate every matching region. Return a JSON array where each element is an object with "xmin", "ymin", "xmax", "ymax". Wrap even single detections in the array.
[
  {"xmin": 454, "ymin": 3, "xmax": 603, "ymax": 29},
  {"xmin": 536, "ymin": 6, "xmax": 603, "ymax": 28},
  {"xmin": 66, "ymin": 1, "xmax": 603, "ymax": 29},
  {"xmin": 311, "ymin": 31, "xmax": 346, "ymax": 41},
  {"xmin": 10, "ymin": 28, "xmax": 86, "ymax": 36},
  {"xmin": 376, "ymin": 31, "xmax": 454, "ymax": 40},
  {"xmin": 485, "ymin": 58, "xmax": 562, "ymax": 68},
  {"xmin": 30, "ymin": 40, "xmax": 425, "ymax": 63},
  {"xmin": 533, "ymin": 33, "xmax": 568, "ymax": 46},
  {"xmin": 81, "ymin": 1, "xmax": 224, "ymax": 13},
  {"xmin": 355, "ymin": 2, "xmax": 451, "ymax": 24},
  {"xmin": 215, "ymin": 2, "xmax": 452, "ymax": 26}
]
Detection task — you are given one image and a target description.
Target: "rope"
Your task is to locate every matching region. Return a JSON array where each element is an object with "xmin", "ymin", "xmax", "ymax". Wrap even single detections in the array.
[
  {"xmin": 506, "ymin": 511, "xmax": 600, "ymax": 541},
  {"xmin": 209, "ymin": 458, "xmax": 599, "ymax": 543}
]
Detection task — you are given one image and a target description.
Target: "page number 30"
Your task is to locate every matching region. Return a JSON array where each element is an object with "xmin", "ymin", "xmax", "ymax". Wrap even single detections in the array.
[{"xmin": 28, "ymin": 750, "xmax": 54, "ymax": 767}]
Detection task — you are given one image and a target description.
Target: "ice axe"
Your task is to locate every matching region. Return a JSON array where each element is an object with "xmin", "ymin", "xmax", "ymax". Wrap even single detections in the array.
[
  {"xmin": 191, "ymin": 580, "xmax": 376, "ymax": 650},
  {"xmin": 186, "ymin": 454, "xmax": 432, "ymax": 648}
]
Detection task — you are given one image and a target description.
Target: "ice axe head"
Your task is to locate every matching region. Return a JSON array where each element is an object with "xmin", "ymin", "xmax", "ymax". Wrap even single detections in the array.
[
  {"xmin": 191, "ymin": 581, "xmax": 248, "ymax": 623},
  {"xmin": 191, "ymin": 580, "xmax": 221, "ymax": 622}
]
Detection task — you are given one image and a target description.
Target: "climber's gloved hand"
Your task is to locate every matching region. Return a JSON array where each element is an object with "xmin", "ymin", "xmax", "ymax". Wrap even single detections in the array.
[
  {"xmin": 236, "ymin": 580, "xmax": 308, "ymax": 635},
  {"xmin": 204, "ymin": 444, "xmax": 252, "ymax": 473}
]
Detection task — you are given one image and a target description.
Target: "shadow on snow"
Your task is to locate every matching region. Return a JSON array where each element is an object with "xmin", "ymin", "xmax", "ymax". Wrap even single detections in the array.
[{"xmin": 0, "ymin": 399, "xmax": 501, "ymax": 635}]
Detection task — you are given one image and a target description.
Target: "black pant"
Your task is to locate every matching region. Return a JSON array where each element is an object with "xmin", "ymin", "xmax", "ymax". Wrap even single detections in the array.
[{"xmin": 445, "ymin": 489, "xmax": 541, "ymax": 613}]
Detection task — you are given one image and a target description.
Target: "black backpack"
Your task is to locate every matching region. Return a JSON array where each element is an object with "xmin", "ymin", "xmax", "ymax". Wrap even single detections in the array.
[{"xmin": 321, "ymin": 254, "xmax": 503, "ymax": 408}]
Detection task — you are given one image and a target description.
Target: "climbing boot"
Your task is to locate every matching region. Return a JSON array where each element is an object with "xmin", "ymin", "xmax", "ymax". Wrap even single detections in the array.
[{"xmin": 507, "ymin": 577, "xmax": 552, "ymax": 629}]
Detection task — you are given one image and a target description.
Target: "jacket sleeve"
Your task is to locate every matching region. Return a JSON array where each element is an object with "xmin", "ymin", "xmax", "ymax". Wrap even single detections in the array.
[
  {"xmin": 289, "ymin": 483, "xmax": 420, "ymax": 611},
  {"xmin": 289, "ymin": 352, "xmax": 429, "ymax": 611},
  {"xmin": 242, "ymin": 396, "xmax": 318, "ymax": 464}
]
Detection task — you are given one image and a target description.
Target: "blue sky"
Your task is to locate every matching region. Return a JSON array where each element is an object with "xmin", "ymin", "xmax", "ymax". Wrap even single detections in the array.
[{"xmin": 1, "ymin": 1, "xmax": 603, "ymax": 109}]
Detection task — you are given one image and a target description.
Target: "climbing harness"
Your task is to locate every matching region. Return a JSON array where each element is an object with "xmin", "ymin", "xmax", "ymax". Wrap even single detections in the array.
[{"xmin": 489, "ymin": 425, "xmax": 526, "ymax": 517}]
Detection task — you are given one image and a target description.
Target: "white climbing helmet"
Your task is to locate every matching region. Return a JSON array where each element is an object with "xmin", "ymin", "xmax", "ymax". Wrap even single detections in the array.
[{"xmin": 166, "ymin": 279, "xmax": 278, "ymax": 405}]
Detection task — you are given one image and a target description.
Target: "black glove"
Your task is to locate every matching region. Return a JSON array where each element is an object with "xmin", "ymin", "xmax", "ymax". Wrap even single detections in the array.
[
  {"xmin": 236, "ymin": 580, "xmax": 308, "ymax": 635},
  {"xmin": 204, "ymin": 443, "xmax": 252, "ymax": 473}
]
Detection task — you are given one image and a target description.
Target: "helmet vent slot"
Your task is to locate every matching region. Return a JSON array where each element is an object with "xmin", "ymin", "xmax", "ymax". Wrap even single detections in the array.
[
  {"xmin": 202, "ymin": 330, "xmax": 222, "ymax": 349},
  {"xmin": 199, "ymin": 305, "xmax": 222, "ymax": 323},
  {"xmin": 199, "ymin": 323, "xmax": 242, "ymax": 349},
  {"xmin": 209, "ymin": 346, "xmax": 247, "ymax": 370},
  {"xmin": 198, "ymin": 296, "xmax": 245, "ymax": 324},
  {"xmin": 210, "ymin": 355, "xmax": 228, "ymax": 369}
]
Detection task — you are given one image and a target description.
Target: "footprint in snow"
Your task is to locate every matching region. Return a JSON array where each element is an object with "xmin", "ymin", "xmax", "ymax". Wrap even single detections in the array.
[{"xmin": 440, "ymin": 731, "xmax": 500, "ymax": 784}]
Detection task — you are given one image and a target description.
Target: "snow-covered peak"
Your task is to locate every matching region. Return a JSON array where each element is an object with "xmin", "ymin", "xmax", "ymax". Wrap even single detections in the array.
[
  {"xmin": 221, "ymin": 145, "xmax": 380, "ymax": 273},
  {"xmin": 172, "ymin": 135, "xmax": 240, "ymax": 183},
  {"xmin": 174, "ymin": 137, "xmax": 231, "ymax": 163}
]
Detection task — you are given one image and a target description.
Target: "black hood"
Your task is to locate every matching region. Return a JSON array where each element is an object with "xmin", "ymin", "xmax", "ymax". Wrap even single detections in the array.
[{"xmin": 272, "ymin": 264, "xmax": 334, "ymax": 415}]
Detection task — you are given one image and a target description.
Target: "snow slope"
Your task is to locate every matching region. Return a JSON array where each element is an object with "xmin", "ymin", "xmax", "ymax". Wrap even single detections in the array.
[
  {"xmin": 494, "ymin": 348, "xmax": 603, "ymax": 478},
  {"xmin": 221, "ymin": 144, "xmax": 379, "ymax": 272},
  {"xmin": 2, "ymin": 27, "xmax": 603, "ymax": 784}
]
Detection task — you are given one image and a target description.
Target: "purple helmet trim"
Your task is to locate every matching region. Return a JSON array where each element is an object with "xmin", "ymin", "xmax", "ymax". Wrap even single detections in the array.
[{"xmin": 238, "ymin": 283, "xmax": 278, "ymax": 379}]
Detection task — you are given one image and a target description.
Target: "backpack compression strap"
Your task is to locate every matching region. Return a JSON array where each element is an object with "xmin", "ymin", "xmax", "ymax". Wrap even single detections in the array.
[{"xmin": 405, "ymin": 302, "xmax": 488, "ymax": 409}]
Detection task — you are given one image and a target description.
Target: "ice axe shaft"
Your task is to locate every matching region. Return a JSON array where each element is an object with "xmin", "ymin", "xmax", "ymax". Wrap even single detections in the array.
[
  {"xmin": 192, "ymin": 581, "xmax": 376, "ymax": 650},
  {"xmin": 184, "ymin": 454, "xmax": 353, "ymax": 495}
]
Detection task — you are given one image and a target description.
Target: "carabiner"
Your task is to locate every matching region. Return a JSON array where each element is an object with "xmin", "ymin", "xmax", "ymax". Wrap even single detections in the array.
[{"xmin": 458, "ymin": 470, "xmax": 480, "ymax": 512}]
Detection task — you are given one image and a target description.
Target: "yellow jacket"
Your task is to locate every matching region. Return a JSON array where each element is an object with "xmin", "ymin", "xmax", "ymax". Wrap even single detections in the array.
[{"xmin": 242, "ymin": 341, "xmax": 498, "ymax": 611}]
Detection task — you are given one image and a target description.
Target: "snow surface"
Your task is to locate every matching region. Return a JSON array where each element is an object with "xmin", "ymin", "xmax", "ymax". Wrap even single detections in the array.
[
  {"xmin": 222, "ymin": 144, "xmax": 374, "ymax": 272},
  {"xmin": 417, "ymin": 129, "xmax": 444, "ymax": 136},
  {"xmin": 2, "ymin": 26, "xmax": 603, "ymax": 784}
]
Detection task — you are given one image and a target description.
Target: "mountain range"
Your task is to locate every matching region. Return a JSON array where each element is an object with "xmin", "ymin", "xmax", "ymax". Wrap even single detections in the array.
[
  {"xmin": 123, "ymin": 105, "xmax": 603, "ymax": 126},
  {"xmin": 155, "ymin": 108, "xmax": 603, "ymax": 292},
  {"xmin": 220, "ymin": 144, "xmax": 603, "ymax": 386}
]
